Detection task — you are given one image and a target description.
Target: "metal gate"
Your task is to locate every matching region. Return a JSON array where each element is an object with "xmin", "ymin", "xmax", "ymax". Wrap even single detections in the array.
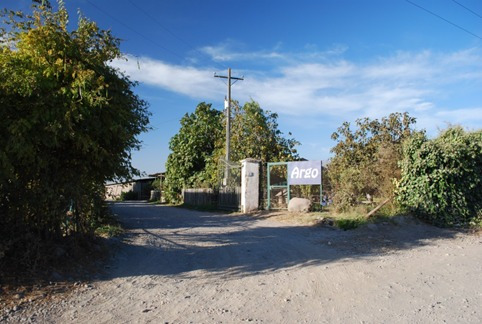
[
  {"xmin": 266, "ymin": 161, "xmax": 323, "ymax": 210},
  {"xmin": 218, "ymin": 159, "xmax": 241, "ymax": 210},
  {"xmin": 267, "ymin": 162, "xmax": 289, "ymax": 209}
]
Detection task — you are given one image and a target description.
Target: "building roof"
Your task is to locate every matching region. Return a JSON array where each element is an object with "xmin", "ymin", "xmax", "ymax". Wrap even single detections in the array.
[{"xmin": 105, "ymin": 177, "xmax": 156, "ymax": 186}]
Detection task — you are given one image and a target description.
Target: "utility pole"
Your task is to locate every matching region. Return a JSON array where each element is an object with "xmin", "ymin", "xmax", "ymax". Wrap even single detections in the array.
[{"xmin": 214, "ymin": 68, "xmax": 243, "ymax": 184}]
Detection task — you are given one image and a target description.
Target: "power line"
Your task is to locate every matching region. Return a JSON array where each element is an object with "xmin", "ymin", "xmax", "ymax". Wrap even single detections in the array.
[
  {"xmin": 406, "ymin": 0, "xmax": 482, "ymax": 40},
  {"xmin": 450, "ymin": 0, "xmax": 482, "ymax": 19},
  {"xmin": 84, "ymin": 0, "xmax": 187, "ymax": 62},
  {"xmin": 125, "ymin": 0, "xmax": 226, "ymax": 70}
]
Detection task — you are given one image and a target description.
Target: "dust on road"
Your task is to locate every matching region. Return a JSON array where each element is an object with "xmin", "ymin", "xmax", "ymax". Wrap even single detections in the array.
[{"xmin": 4, "ymin": 201, "xmax": 481, "ymax": 323}]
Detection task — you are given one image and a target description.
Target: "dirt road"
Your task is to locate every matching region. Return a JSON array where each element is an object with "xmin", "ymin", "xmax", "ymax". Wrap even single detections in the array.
[{"xmin": 5, "ymin": 202, "xmax": 482, "ymax": 323}]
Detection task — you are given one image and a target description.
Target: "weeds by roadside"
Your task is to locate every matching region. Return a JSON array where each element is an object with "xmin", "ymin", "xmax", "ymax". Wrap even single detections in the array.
[
  {"xmin": 0, "ymin": 204, "xmax": 124, "ymax": 312},
  {"xmin": 257, "ymin": 204, "xmax": 405, "ymax": 231},
  {"xmin": 92, "ymin": 208, "xmax": 124, "ymax": 238}
]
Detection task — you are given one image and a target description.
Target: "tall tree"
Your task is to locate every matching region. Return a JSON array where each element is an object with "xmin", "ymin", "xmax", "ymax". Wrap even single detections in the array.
[
  {"xmin": 164, "ymin": 100, "xmax": 299, "ymax": 203},
  {"xmin": 0, "ymin": 0, "xmax": 149, "ymax": 244},
  {"xmin": 230, "ymin": 100, "xmax": 299, "ymax": 163},
  {"xmin": 164, "ymin": 103, "xmax": 223, "ymax": 202},
  {"xmin": 328, "ymin": 112, "xmax": 419, "ymax": 210}
]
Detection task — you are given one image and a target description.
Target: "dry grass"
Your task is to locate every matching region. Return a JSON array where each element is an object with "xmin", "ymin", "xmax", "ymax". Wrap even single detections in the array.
[
  {"xmin": 250, "ymin": 206, "xmax": 371, "ymax": 229},
  {"xmin": 264, "ymin": 210, "xmax": 328, "ymax": 225}
]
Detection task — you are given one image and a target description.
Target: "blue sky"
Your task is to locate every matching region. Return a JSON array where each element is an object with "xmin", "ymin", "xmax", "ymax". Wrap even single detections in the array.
[{"xmin": 4, "ymin": 0, "xmax": 482, "ymax": 174}]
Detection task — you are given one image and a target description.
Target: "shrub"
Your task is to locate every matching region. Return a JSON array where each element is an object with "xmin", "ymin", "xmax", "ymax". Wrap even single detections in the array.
[
  {"xmin": 328, "ymin": 112, "xmax": 419, "ymax": 211},
  {"xmin": 120, "ymin": 190, "xmax": 138, "ymax": 201},
  {"xmin": 335, "ymin": 218, "xmax": 365, "ymax": 230},
  {"xmin": 0, "ymin": 2, "xmax": 148, "ymax": 249},
  {"xmin": 94, "ymin": 224, "xmax": 123, "ymax": 237},
  {"xmin": 395, "ymin": 127, "xmax": 482, "ymax": 227}
]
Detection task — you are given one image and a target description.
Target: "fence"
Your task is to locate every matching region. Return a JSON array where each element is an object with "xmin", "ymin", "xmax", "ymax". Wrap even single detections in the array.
[
  {"xmin": 182, "ymin": 187, "xmax": 242, "ymax": 210},
  {"xmin": 218, "ymin": 186, "xmax": 241, "ymax": 210},
  {"xmin": 181, "ymin": 158, "xmax": 241, "ymax": 210},
  {"xmin": 182, "ymin": 188, "xmax": 217, "ymax": 206}
]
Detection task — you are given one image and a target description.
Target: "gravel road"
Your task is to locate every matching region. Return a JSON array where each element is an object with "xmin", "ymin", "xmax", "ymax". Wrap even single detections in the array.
[{"xmin": 3, "ymin": 201, "xmax": 481, "ymax": 323}]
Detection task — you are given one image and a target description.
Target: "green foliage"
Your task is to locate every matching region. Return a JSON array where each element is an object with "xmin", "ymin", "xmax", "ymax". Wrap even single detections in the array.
[
  {"xmin": 120, "ymin": 190, "xmax": 138, "ymax": 201},
  {"xmin": 151, "ymin": 178, "xmax": 161, "ymax": 191},
  {"xmin": 395, "ymin": 127, "xmax": 482, "ymax": 227},
  {"xmin": 0, "ymin": 0, "xmax": 149, "ymax": 264},
  {"xmin": 94, "ymin": 224, "xmax": 123, "ymax": 237},
  {"xmin": 230, "ymin": 100, "xmax": 299, "ymax": 163},
  {"xmin": 164, "ymin": 100, "xmax": 299, "ymax": 203},
  {"xmin": 328, "ymin": 112, "xmax": 419, "ymax": 211},
  {"xmin": 335, "ymin": 218, "xmax": 365, "ymax": 230},
  {"xmin": 164, "ymin": 102, "xmax": 223, "ymax": 203}
]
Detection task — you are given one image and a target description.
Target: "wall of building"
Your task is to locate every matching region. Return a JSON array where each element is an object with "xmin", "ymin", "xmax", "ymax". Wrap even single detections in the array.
[{"xmin": 104, "ymin": 178, "xmax": 155, "ymax": 201}]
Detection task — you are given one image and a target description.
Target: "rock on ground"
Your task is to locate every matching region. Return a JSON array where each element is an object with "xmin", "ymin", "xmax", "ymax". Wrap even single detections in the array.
[{"xmin": 288, "ymin": 197, "xmax": 312, "ymax": 212}]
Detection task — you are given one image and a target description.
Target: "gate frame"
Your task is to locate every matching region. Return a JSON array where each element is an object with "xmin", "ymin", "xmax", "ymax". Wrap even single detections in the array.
[
  {"xmin": 267, "ymin": 162, "xmax": 289, "ymax": 210},
  {"xmin": 267, "ymin": 161, "xmax": 323, "ymax": 210}
]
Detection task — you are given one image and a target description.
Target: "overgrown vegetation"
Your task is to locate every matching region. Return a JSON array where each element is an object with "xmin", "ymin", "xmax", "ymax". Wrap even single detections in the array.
[
  {"xmin": 164, "ymin": 100, "xmax": 299, "ymax": 203},
  {"xmin": 263, "ymin": 206, "xmax": 389, "ymax": 231},
  {"xmin": 327, "ymin": 112, "xmax": 420, "ymax": 212},
  {"xmin": 334, "ymin": 218, "xmax": 365, "ymax": 231},
  {"xmin": 396, "ymin": 127, "xmax": 482, "ymax": 227},
  {"xmin": 326, "ymin": 112, "xmax": 481, "ymax": 228},
  {"xmin": 0, "ymin": 1, "xmax": 149, "ymax": 272},
  {"xmin": 120, "ymin": 190, "xmax": 138, "ymax": 201},
  {"xmin": 163, "ymin": 102, "xmax": 223, "ymax": 203}
]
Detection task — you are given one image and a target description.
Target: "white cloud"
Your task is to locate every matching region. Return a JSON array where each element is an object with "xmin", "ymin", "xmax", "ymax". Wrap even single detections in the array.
[
  {"xmin": 199, "ymin": 41, "xmax": 285, "ymax": 62},
  {"xmin": 111, "ymin": 55, "xmax": 223, "ymax": 99},
  {"xmin": 199, "ymin": 41, "xmax": 349, "ymax": 64},
  {"xmin": 416, "ymin": 107, "xmax": 482, "ymax": 135},
  {"xmin": 111, "ymin": 48, "xmax": 482, "ymax": 134}
]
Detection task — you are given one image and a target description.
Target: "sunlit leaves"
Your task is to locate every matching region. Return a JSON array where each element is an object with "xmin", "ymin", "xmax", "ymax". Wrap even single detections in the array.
[
  {"xmin": 164, "ymin": 100, "xmax": 299, "ymax": 203},
  {"xmin": 164, "ymin": 103, "xmax": 223, "ymax": 203},
  {"xmin": 396, "ymin": 127, "xmax": 482, "ymax": 227},
  {"xmin": 328, "ymin": 112, "xmax": 419, "ymax": 211},
  {"xmin": 0, "ymin": 1, "xmax": 149, "ymax": 238}
]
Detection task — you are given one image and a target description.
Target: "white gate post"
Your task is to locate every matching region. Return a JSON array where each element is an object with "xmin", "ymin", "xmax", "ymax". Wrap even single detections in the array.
[{"xmin": 241, "ymin": 158, "xmax": 260, "ymax": 213}]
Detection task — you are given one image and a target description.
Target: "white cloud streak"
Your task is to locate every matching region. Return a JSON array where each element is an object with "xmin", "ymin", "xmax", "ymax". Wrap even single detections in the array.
[
  {"xmin": 112, "ymin": 56, "xmax": 222, "ymax": 99},
  {"xmin": 111, "ymin": 47, "xmax": 482, "ymax": 134}
]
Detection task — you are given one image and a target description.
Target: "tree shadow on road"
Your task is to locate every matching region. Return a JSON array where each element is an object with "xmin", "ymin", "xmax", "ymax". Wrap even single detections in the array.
[{"xmin": 102, "ymin": 202, "xmax": 464, "ymax": 280}]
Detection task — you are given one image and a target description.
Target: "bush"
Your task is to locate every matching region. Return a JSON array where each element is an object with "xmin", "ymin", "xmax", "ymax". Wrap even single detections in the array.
[
  {"xmin": 120, "ymin": 190, "xmax": 138, "ymax": 201},
  {"xmin": 395, "ymin": 127, "xmax": 482, "ymax": 227},
  {"xmin": 328, "ymin": 112, "xmax": 419, "ymax": 212},
  {"xmin": 0, "ymin": 2, "xmax": 149, "ymax": 254},
  {"xmin": 335, "ymin": 218, "xmax": 365, "ymax": 230}
]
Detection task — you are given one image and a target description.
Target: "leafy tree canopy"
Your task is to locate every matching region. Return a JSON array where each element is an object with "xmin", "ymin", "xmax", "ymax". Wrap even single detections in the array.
[
  {"xmin": 230, "ymin": 100, "xmax": 299, "ymax": 163},
  {"xmin": 328, "ymin": 112, "xmax": 419, "ymax": 210},
  {"xmin": 0, "ymin": 0, "xmax": 149, "ymax": 244},
  {"xmin": 164, "ymin": 100, "xmax": 299, "ymax": 203},
  {"xmin": 164, "ymin": 102, "xmax": 223, "ymax": 202},
  {"xmin": 395, "ymin": 127, "xmax": 482, "ymax": 227}
]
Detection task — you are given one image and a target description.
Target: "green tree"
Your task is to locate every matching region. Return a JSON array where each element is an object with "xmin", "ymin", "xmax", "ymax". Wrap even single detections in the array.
[
  {"xmin": 164, "ymin": 100, "xmax": 299, "ymax": 203},
  {"xmin": 230, "ymin": 100, "xmax": 299, "ymax": 163},
  {"xmin": 164, "ymin": 103, "xmax": 223, "ymax": 203},
  {"xmin": 0, "ymin": 0, "xmax": 149, "ymax": 253},
  {"xmin": 328, "ymin": 112, "xmax": 418, "ymax": 211},
  {"xmin": 395, "ymin": 127, "xmax": 482, "ymax": 227}
]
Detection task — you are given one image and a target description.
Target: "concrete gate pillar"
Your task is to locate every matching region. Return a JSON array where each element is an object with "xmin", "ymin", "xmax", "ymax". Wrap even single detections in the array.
[{"xmin": 241, "ymin": 158, "xmax": 260, "ymax": 213}]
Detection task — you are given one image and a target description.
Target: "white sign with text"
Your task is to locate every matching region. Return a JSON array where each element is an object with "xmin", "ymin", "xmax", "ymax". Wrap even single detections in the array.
[{"xmin": 288, "ymin": 160, "xmax": 322, "ymax": 185}]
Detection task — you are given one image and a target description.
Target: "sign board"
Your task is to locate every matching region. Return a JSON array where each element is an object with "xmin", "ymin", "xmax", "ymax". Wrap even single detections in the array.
[{"xmin": 287, "ymin": 160, "xmax": 322, "ymax": 185}]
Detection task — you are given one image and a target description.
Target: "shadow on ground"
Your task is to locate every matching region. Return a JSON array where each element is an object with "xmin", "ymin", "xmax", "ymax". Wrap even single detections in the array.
[{"xmin": 103, "ymin": 201, "xmax": 461, "ymax": 280}]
